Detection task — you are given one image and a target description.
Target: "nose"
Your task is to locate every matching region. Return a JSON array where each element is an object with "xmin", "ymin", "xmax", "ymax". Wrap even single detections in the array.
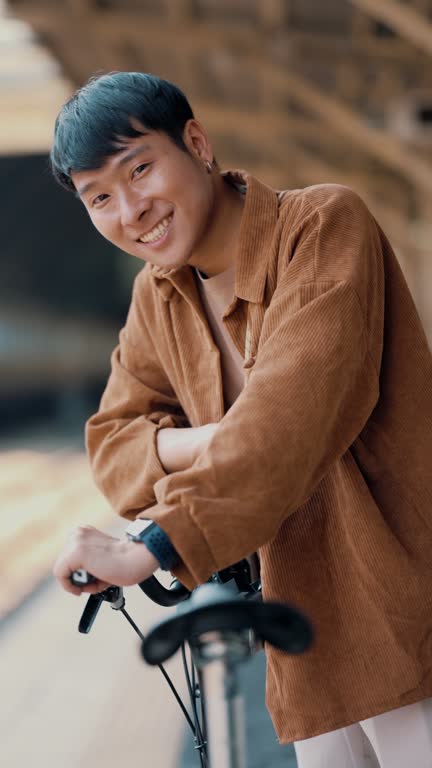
[{"xmin": 119, "ymin": 188, "xmax": 152, "ymax": 229}]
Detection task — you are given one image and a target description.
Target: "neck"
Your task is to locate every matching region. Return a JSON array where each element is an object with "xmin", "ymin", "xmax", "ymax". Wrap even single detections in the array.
[{"xmin": 189, "ymin": 175, "xmax": 245, "ymax": 278}]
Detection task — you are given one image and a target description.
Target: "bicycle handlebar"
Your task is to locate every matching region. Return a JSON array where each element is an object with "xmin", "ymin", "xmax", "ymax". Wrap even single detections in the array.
[
  {"xmin": 72, "ymin": 555, "xmax": 260, "ymax": 606},
  {"xmin": 138, "ymin": 575, "xmax": 190, "ymax": 606},
  {"xmin": 71, "ymin": 568, "xmax": 190, "ymax": 606}
]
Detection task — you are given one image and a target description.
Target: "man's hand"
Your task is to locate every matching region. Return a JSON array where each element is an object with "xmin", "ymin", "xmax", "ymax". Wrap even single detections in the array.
[{"xmin": 53, "ymin": 525, "xmax": 159, "ymax": 596}]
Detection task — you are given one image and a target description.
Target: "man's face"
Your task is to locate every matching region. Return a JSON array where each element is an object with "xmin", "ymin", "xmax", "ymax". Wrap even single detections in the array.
[{"xmin": 71, "ymin": 120, "xmax": 215, "ymax": 270}]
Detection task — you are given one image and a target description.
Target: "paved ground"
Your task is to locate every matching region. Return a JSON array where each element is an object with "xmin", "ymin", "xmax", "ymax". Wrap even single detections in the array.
[
  {"xmin": 0, "ymin": 446, "xmax": 113, "ymax": 618},
  {"xmin": 0, "ymin": 570, "xmax": 189, "ymax": 768},
  {"xmin": 0, "ymin": 424, "xmax": 188, "ymax": 768}
]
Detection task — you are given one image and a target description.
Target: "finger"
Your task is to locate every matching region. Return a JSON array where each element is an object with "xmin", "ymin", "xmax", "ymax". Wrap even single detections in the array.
[
  {"xmin": 62, "ymin": 577, "xmax": 83, "ymax": 597},
  {"xmin": 53, "ymin": 554, "xmax": 85, "ymax": 595}
]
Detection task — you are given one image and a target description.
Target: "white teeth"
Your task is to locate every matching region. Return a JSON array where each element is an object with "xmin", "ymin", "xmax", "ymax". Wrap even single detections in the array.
[{"xmin": 139, "ymin": 214, "xmax": 172, "ymax": 243}]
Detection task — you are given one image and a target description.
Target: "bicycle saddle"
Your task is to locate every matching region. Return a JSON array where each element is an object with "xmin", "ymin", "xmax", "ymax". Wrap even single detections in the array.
[{"xmin": 142, "ymin": 582, "xmax": 314, "ymax": 665}]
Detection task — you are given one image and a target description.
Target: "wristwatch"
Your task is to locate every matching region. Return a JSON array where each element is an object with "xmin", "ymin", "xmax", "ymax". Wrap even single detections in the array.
[{"xmin": 125, "ymin": 519, "xmax": 180, "ymax": 571}]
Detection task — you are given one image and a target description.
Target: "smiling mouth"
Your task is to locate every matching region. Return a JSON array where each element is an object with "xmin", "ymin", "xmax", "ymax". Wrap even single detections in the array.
[{"xmin": 138, "ymin": 214, "xmax": 173, "ymax": 244}]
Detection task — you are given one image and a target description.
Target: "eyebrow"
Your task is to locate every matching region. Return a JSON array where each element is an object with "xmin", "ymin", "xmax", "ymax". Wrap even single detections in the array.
[
  {"xmin": 118, "ymin": 143, "xmax": 151, "ymax": 167},
  {"xmin": 77, "ymin": 142, "xmax": 152, "ymax": 198}
]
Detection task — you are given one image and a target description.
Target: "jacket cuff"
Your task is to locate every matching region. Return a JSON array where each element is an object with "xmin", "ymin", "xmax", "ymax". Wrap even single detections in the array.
[
  {"xmin": 136, "ymin": 501, "xmax": 217, "ymax": 588},
  {"xmin": 150, "ymin": 415, "xmax": 178, "ymax": 476}
]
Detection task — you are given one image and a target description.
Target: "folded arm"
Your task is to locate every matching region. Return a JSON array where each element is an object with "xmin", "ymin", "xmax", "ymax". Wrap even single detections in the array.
[
  {"xmin": 144, "ymin": 277, "xmax": 380, "ymax": 589},
  {"xmin": 86, "ymin": 275, "xmax": 193, "ymax": 519}
]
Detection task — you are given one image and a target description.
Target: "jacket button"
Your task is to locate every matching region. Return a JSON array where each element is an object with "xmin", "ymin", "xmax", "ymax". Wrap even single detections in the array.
[{"xmin": 243, "ymin": 356, "xmax": 256, "ymax": 369}]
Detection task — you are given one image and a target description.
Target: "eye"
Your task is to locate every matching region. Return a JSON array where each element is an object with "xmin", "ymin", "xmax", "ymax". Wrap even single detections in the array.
[
  {"xmin": 92, "ymin": 193, "xmax": 110, "ymax": 207},
  {"xmin": 132, "ymin": 162, "xmax": 150, "ymax": 178}
]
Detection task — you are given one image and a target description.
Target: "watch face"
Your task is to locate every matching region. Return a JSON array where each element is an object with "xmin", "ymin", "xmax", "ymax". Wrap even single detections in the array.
[{"xmin": 125, "ymin": 519, "xmax": 154, "ymax": 538}]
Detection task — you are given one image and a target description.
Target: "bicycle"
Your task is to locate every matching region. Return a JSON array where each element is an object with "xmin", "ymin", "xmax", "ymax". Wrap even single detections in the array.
[{"xmin": 72, "ymin": 557, "xmax": 314, "ymax": 768}]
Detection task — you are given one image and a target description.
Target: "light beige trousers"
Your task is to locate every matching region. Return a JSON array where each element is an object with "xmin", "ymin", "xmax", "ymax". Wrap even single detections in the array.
[{"xmin": 293, "ymin": 698, "xmax": 432, "ymax": 768}]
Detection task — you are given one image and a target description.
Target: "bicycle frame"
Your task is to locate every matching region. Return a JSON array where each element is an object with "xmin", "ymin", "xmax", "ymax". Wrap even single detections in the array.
[{"xmin": 74, "ymin": 563, "xmax": 313, "ymax": 768}]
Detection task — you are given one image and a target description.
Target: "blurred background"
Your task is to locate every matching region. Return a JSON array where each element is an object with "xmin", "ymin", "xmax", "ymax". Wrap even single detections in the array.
[{"xmin": 0, "ymin": 1, "xmax": 431, "ymax": 767}]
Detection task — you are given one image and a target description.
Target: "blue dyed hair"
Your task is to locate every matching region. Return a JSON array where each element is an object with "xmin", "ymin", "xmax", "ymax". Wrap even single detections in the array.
[{"xmin": 50, "ymin": 71, "xmax": 194, "ymax": 192}]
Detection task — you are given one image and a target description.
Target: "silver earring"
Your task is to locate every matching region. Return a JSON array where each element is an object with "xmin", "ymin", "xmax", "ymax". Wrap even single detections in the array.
[{"xmin": 205, "ymin": 160, "xmax": 212, "ymax": 173}]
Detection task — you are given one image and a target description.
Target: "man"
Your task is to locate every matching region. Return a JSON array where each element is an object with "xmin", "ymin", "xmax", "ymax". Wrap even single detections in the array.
[{"xmin": 52, "ymin": 72, "xmax": 432, "ymax": 767}]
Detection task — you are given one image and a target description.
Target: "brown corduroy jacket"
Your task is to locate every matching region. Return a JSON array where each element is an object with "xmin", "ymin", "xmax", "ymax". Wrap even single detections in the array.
[{"xmin": 86, "ymin": 173, "xmax": 432, "ymax": 742}]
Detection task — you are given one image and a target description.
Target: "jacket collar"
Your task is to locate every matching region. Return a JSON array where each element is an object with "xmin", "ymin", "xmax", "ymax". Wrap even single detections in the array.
[{"xmin": 149, "ymin": 171, "xmax": 279, "ymax": 305}]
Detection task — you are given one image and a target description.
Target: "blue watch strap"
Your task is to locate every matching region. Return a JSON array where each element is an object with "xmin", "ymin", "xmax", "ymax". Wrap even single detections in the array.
[{"xmin": 132, "ymin": 522, "xmax": 180, "ymax": 571}]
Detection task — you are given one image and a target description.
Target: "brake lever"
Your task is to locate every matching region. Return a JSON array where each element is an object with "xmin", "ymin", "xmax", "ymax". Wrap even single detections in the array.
[
  {"xmin": 78, "ymin": 592, "xmax": 105, "ymax": 634},
  {"xmin": 78, "ymin": 585, "xmax": 125, "ymax": 634}
]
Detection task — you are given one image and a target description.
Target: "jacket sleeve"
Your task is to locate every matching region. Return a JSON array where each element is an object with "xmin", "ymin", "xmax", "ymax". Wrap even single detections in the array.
[
  {"xmin": 85, "ymin": 274, "xmax": 189, "ymax": 520},
  {"xmin": 143, "ymin": 273, "xmax": 381, "ymax": 589}
]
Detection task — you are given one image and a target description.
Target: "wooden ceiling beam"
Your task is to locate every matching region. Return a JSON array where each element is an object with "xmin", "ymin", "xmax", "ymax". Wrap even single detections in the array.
[
  {"xmin": 162, "ymin": 0, "xmax": 195, "ymax": 22},
  {"xmin": 7, "ymin": 8, "xmax": 253, "ymax": 49},
  {"xmin": 252, "ymin": 61, "xmax": 432, "ymax": 193},
  {"xmin": 194, "ymin": 103, "xmax": 316, "ymax": 141},
  {"xmin": 9, "ymin": 5, "xmax": 429, "ymax": 91},
  {"xmin": 203, "ymin": 105, "xmax": 412, "ymax": 236},
  {"xmin": 197, "ymin": 102, "xmax": 401, "ymax": 185},
  {"xmin": 9, "ymin": 5, "xmax": 432, "ymax": 193},
  {"xmin": 282, "ymin": 30, "xmax": 420, "ymax": 61},
  {"xmin": 7, "ymin": 5, "xmax": 130, "ymax": 74},
  {"xmin": 257, "ymin": 0, "xmax": 286, "ymax": 28},
  {"xmin": 347, "ymin": 0, "xmax": 432, "ymax": 57},
  {"xmin": 11, "ymin": 5, "xmax": 428, "ymax": 61},
  {"xmin": 196, "ymin": 61, "xmax": 432, "ymax": 194}
]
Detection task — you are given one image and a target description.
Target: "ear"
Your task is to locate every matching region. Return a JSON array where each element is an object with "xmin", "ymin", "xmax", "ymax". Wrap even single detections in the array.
[{"xmin": 182, "ymin": 119, "xmax": 213, "ymax": 164}]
